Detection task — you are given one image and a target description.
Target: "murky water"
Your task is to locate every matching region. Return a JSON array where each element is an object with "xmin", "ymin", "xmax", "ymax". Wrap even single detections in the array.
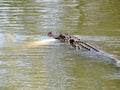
[{"xmin": 0, "ymin": 0, "xmax": 120, "ymax": 90}]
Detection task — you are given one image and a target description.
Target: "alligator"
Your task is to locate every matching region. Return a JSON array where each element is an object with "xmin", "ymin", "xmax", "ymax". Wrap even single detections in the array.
[
  {"xmin": 48, "ymin": 31, "xmax": 101, "ymax": 51},
  {"xmin": 48, "ymin": 31, "xmax": 120, "ymax": 67}
]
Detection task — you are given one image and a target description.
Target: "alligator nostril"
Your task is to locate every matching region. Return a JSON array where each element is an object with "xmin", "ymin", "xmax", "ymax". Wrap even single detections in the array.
[{"xmin": 47, "ymin": 32, "xmax": 52, "ymax": 36}]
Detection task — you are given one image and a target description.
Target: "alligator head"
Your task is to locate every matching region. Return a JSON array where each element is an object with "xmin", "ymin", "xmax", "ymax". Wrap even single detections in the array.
[{"xmin": 47, "ymin": 31, "xmax": 61, "ymax": 39}]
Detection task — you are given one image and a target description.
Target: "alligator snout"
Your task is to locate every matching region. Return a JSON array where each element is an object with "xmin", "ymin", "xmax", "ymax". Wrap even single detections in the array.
[{"xmin": 47, "ymin": 31, "xmax": 60, "ymax": 39}]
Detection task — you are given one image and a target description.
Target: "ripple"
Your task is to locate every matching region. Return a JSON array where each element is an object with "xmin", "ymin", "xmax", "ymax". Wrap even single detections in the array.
[{"xmin": 0, "ymin": 0, "xmax": 120, "ymax": 90}]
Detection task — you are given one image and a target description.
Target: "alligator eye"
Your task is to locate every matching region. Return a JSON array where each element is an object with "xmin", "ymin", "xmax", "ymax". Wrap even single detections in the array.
[
  {"xmin": 62, "ymin": 36, "xmax": 65, "ymax": 39},
  {"xmin": 59, "ymin": 34, "xmax": 65, "ymax": 39}
]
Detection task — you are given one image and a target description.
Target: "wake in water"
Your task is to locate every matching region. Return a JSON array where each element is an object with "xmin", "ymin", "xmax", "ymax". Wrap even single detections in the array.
[{"xmin": 94, "ymin": 50, "xmax": 120, "ymax": 67}]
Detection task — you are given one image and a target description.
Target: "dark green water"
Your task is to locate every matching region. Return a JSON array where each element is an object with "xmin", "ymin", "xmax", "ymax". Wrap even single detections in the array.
[{"xmin": 0, "ymin": 0, "xmax": 120, "ymax": 90}]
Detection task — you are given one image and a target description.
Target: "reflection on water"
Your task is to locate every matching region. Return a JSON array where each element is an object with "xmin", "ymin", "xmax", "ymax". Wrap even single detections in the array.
[
  {"xmin": 0, "ymin": 0, "xmax": 120, "ymax": 90},
  {"xmin": 25, "ymin": 36, "xmax": 56, "ymax": 48}
]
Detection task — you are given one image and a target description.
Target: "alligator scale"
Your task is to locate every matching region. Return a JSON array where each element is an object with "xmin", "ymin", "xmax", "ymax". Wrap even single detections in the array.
[{"xmin": 48, "ymin": 31, "xmax": 120, "ymax": 67}]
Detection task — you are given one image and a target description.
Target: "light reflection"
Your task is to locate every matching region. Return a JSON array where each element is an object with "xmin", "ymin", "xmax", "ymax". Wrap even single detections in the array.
[{"xmin": 25, "ymin": 38, "xmax": 56, "ymax": 48}]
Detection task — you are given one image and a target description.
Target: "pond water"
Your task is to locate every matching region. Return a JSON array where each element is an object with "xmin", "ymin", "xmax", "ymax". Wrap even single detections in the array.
[{"xmin": 0, "ymin": 0, "xmax": 120, "ymax": 90}]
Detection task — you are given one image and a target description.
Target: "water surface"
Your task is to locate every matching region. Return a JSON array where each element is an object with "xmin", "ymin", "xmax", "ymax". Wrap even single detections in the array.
[{"xmin": 0, "ymin": 0, "xmax": 120, "ymax": 90}]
